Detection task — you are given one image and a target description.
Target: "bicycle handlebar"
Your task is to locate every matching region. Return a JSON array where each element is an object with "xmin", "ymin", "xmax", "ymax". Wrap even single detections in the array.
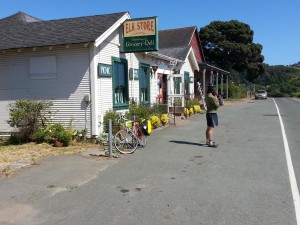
[
  {"xmin": 117, "ymin": 114, "xmax": 143, "ymax": 124},
  {"xmin": 117, "ymin": 114, "xmax": 127, "ymax": 124}
]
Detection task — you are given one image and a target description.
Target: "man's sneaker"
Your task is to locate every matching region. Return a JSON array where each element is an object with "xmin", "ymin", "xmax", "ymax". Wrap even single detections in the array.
[{"xmin": 208, "ymin": 141, "xmax": 218, "ymax": 148}]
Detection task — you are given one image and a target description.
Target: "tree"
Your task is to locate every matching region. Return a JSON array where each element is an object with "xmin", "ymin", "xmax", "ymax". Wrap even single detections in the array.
[{"xmin": 199, "ymin": 20, "xmax": 265, "ymax": 81}]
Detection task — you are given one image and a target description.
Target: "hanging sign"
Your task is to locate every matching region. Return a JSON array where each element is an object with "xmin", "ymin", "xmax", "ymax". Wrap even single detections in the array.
[
  {"xmin": 123, "ymin": 17, "xmax": 158, "ymax": 53},
  {"xmin": 129, "ymin": 68, "xmax": 139, "ymax": 80},
  {"xmin": 98, "ymin": 63, "xmax": 112, "ymax": 77}
]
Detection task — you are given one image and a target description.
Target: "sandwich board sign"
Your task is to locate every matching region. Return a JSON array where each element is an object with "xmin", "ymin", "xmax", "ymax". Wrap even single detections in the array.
[{"xmin": 123, "ymin": 17, "xmax": 158, "ymax": 53}]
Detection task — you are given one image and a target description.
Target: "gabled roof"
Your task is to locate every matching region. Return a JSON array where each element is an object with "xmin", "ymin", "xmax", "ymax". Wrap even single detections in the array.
[
  {"xmin": 156, "ymin": 27, "xmax": 200, "ymax": 71},
  {"xmin": 0, "ymin": 11, "xmax": 128, "ymax": 50},
  {"xmin": 159, "ymin": 27, "xmax": 196, "ymax": 49},
  {"xmin": 158, "ymin": 26, "xmax": 205, "ymax": 64},
  {"xmin": 158, "ymin": 46, "xmax": 191, "ymax": 61}
]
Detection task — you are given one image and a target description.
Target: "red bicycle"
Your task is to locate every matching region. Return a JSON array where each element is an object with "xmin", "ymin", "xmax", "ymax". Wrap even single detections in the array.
[{"xmin": 132, "ymin": 115, "xmax": 147, "ymax": 148}]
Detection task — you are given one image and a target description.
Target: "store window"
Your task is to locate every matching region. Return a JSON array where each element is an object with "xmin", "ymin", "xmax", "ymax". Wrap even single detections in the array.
[
  {"xmin": 139, "ymin": 63, "xmax": 150, "ymax": 105},
  {"xmin": 184, "ymin": 72, "xmax": 190, "ymax": 96},
  {"xmin": 174, "ymin": 77, "xmax": 182, "ymax": 94},
  {"xmin": 112, "ymin": 57, "xmax": 129, "ymax": 109}
]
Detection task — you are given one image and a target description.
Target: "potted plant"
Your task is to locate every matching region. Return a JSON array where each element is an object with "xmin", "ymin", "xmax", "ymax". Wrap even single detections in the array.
[
  {"xmin": 49, "ymin": 123, "xmax": 72, "ymax": 147},
  {"xmin": 54, "ymin": 130, "xmax": 72, "ymax": 147}
]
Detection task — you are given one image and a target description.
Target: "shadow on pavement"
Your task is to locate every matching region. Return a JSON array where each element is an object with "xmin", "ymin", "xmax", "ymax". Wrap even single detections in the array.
[{"xmin": 169, "ymin": 140, "xmax": 205, "ymax": 146}]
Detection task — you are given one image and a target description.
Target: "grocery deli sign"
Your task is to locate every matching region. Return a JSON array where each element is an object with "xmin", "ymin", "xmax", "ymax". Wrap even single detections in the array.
[{"xmin": 123, "ymin": 17, "xmax": 158, "ymax": 52}]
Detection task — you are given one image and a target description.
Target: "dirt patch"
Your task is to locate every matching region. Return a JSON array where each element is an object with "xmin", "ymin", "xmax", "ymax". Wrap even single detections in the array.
[
  {"xmin": 0, "ymin": 141, "xmax": 99, "ymax": 179},
  {"xmin": 224, "ymin": 97, "xmax": 252, "ymax": 106}
]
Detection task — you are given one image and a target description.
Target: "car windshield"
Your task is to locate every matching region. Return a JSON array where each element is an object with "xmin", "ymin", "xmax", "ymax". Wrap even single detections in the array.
[{"xmin": 257, "ymin": 90, "xmax": 266, "ymax": 94}]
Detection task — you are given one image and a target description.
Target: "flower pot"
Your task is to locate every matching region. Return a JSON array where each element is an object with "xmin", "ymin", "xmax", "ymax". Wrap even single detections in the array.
[{"xmin": 54, "ymin": 140, "xmax": 64, "ymax": 147}]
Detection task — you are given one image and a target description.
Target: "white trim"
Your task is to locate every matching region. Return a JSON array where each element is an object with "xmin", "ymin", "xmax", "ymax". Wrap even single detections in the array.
[
  {"xmin": 103, "ymin": 40, "xmax": 121, "ymax": 47},
  {"xmin": 90, "ymin": 45, "xmax": 99, "ymax": 136},
  {"xmin": 185, "ymin": 47, "xmax": 199, "ymax": 71},
  {"xmin": 94, "ymin": 13, "xmax": 131, "ymax": 47},
  {"xmin": 145, "ymin": 52, "xmax": 183, "ymax": 63}
]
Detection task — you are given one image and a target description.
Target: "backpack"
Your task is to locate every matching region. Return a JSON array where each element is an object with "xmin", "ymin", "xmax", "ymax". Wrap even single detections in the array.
[{"xmin": 140, "ymin": 119, "xmax": 152, "ymax": 136}]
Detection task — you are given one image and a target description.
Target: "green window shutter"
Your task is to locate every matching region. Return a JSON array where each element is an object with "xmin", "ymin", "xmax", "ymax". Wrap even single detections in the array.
[
  {"xmin": 139, "ymin": 63, "xmax": 150, "ymax": 105},
  {"xmin": 184, "ymin": 72, "xmax": 190, "ymax": 95},
  {"xmin": 112, "ymin": 57, "xmax": 129, "ymax": 110}
]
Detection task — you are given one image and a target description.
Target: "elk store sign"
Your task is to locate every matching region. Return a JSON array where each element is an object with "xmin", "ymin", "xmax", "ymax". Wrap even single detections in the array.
[{"xmin": 123, "ymin": 17, "xmax": 158, "ymax": 53}]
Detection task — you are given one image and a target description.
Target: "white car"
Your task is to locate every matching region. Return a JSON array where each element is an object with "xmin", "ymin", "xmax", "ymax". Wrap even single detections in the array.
[{"xmin": 255, "ymin": 90, "xmax": 268, "ymax": 99}]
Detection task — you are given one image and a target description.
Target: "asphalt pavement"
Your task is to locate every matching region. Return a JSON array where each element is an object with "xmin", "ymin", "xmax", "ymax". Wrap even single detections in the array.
[{"xmin": 0, "ymin": 98, "xmax": 298, "ymax": 225}]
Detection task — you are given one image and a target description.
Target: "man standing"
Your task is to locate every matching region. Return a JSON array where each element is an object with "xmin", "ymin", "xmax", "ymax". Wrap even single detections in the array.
[{"xmin": 205, "ymin": 84, "xmax": 219, "ymax": 147}]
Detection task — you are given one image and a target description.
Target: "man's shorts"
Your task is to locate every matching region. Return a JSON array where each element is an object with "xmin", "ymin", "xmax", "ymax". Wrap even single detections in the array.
[{"xmin": 206, "ymin": 113, "xmax": 218, "ymax": 128}]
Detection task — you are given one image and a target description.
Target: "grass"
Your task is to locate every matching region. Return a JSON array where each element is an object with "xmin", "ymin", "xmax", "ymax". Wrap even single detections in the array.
[{"xmin": 0, "ymin": 140, "xmax": 99, "ymax": 179}]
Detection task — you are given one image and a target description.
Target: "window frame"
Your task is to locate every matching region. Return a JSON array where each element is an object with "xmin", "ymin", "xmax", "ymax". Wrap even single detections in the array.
[
  {"xmin": 184, "ymin": 71, "xmax": 190, "ymax": 95},
  {"xmin": 112, "ymin": 57, "xmax": 129, "ymax": 110},
  {"xmin": 139, "ymin": 63, "xmax": 151, "ymax": 105},
  {"xmin": 29, "ymin": 56, "xmax": 57, "ymax": 79}
]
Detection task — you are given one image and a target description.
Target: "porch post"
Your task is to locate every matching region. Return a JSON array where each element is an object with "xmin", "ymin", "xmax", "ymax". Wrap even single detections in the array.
[
  {"xmin": 226, "ymin": 74, "xmax": 229, "ymax": 99},
  {"xmin": 216, "ymin": 72, "xmax": 219, "ymax": 95},
  {"xmin": 202, "ymin": 68, "xmax": 206, "ymax": 95},
  {"xmin": 221, "ymin": 74, "xmax": 224, "ymax": 96}
]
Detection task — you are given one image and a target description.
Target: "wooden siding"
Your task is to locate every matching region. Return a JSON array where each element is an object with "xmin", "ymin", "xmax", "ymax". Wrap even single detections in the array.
[
  {"xmin": 0, "ymin": 45, "xmax": 91, "ymax": 135},
  {"xmin": 190, "ymin": 31, "xmax": 204, "ymax": 63},
  {"xmin": 126, "ymin": 53, "xmax": 140, "ymax": 103}
]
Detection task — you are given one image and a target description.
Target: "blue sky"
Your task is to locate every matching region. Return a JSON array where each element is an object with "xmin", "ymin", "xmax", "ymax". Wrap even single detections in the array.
[{"xmin": 1, "ymin": 0, "xmax": 299, "ymax": 66}]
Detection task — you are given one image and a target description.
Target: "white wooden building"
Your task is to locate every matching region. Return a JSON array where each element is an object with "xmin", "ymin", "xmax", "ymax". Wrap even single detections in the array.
[{"xmin": 0, "ymin": 12, "xmax": 199, "ymax": 137}]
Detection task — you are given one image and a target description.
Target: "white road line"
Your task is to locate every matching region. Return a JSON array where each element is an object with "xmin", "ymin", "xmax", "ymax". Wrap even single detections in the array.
[
  {"xmin": 273, "ymin": 98, "xmax": 300, "ymax": 224},
  {"xmin": 292, "ymin": 98, "xmax": 300, "ymax": 102}
]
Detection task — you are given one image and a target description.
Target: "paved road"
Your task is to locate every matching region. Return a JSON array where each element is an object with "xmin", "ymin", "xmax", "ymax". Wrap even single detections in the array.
[{"xmin": 0, "ymin": 98, "xmax": 299, "ymax": 225}]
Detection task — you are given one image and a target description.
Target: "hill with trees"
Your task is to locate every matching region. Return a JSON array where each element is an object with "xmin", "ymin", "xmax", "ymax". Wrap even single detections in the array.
[{"xmin": 253, "ymin": 65, "xmax": 300, "ymax": 97}]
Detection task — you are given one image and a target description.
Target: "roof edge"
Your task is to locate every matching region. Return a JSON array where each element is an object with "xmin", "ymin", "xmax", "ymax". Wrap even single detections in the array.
[
  {"xmin": 94, "ymin": 12, "xmax": 131, "ymax": 47},
  {"xmin": 145, "ymin": 51, "xmax": 184, "ymax": 63},
  {"xmin": 185, "ymin": 47, "xmax": 199, "ymax": 71}
]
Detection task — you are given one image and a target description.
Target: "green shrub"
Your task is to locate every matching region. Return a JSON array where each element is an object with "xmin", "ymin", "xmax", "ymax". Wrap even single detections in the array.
[
  {"xmin": 74, "ymin": 128, "xmax": 88, "ymax": 141},
  {"xmin": 49, "ymin": 124, "xmax": 72, "ymax": 146},
  {"xmin": 9, "ymin": 133, "xmax": 27, "ymax": 145},
  {"xmin": 187, "ymin": 98, "xmax": 200, "ymax": 109},
  {"xmin": 149, "ymin": 103, "xmax": 167, "ymax": 115},
  {"xmin": 173, "ymin": 98, "xmax": 182, "ymax": 106},
  {"xmin": 228, "ymin": 83, "xmax": 247, "ymax": 99},
  {"xmin": 103, "ymin": 109, "xmax": 120, "ymax": 133},
  {"xmin": 291, "ymin": 92, "xmax": 300, "ymax": 97},
  {"xmin": 55, "ymin": 130, "xmax": 72, "ymax": 146},
  {"xmin": 33, "ymin": 123, "xmax": 72, "ymax": 146},
  {"xmin": 96, "ymin": 133, "xmax": 108, "ymax": 144},
  {"xmin": 7, "ymin": 99, "xmax": 52, "ymax": 143},
  {"xmin": 127, "ymin": 102, "xmax": 150, "ymax": 121},
  {"xmin": 33, "ymin": 129, "xmax": 49, "ymax": 143}
]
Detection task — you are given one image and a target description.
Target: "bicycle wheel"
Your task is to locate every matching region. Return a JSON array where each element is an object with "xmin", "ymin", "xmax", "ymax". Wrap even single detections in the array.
[
  {"xmin": 114, "ymin": 130, "xmax": 138, "ymax": 154},
  {"xmin": 138, "ymin": 135, "xmax": 147, "ymax": 147}
]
